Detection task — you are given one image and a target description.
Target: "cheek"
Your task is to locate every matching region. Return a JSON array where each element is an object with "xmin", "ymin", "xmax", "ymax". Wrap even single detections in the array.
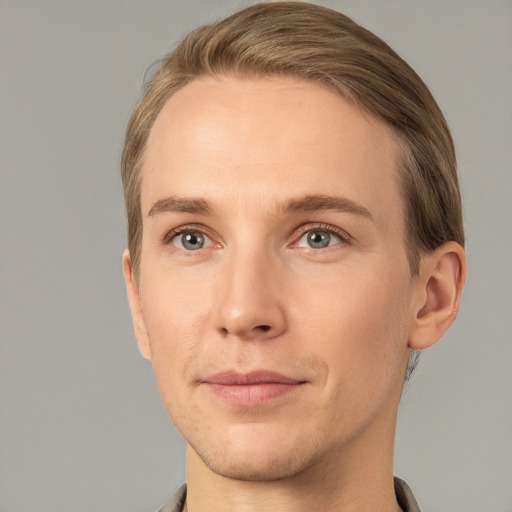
[
  {"xmin": 295, "ymin": 264, "xmax": 411, "ymax": 389},
  {"xmin": 138, "ymin": 270, "xmax": 211, "ymax": 398}
]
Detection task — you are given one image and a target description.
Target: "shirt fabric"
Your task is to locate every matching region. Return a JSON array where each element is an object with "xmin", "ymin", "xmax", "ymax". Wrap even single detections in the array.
[{"xmin": 156, "ymin": 477, "xmax": 421, "ymax": 512}]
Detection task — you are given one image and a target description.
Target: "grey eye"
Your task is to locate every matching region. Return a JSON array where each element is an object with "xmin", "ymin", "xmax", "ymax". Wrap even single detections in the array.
[
  {"xmin": 173, "ymin": 231, "xmax": 211, "ymax": 250},
  {"xmin": 307, "ymin": 231, "xmax": 330, "ymax": 248},
  {"xmin": 297, "ymin": 230, "xmax": 341, "ymax": 249}
]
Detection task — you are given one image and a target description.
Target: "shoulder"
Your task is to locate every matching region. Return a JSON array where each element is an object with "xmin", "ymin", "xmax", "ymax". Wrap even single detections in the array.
[
  {"xmin": 394, "ymin": 477, "xmax": 422, "ymax": 512},
  {"xmin": 155, "ymin": 484, "xmax": 187, "ymax": 512}
]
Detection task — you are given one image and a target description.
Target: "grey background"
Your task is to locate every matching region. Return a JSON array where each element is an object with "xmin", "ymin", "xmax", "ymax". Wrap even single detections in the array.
[{"xmin": 1, "ymin": 1, "xmax": 511, "ymax": 511}]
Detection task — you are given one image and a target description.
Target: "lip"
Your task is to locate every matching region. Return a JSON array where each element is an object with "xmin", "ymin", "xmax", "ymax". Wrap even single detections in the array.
[{"xmin": 202, "ymin": 370, "xmax": 307, "ymax": 406}]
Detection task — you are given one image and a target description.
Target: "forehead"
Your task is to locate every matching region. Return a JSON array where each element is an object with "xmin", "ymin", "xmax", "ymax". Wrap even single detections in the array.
[{"xmin": 142, "ymin": 75, "xmax": 402, "ymax": 225}]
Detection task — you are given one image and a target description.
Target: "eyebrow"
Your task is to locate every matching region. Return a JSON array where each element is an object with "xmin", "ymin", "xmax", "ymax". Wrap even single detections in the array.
[
  {"xmin": 282, "ymin": 194, "xmax": 373, "ymax": 219},
  {"xmin": 148, "ymin": 196, "xmax": 212, "ymax": 216},
  {"xmin": 147, "ymin": 193, "xmax": 372, "ymax": 220}
]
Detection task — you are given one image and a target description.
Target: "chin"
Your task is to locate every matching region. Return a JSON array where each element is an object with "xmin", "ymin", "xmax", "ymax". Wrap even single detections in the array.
[
  {"xmin": 186, "ymin": 423, "xmax": 329, "ymax": 482},
  {"xmin": 200, "ymin": 447, "xmax": 315, "ymax": 482}
]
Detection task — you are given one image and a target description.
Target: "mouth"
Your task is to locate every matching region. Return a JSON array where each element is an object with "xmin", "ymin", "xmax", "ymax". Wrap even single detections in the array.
[{"xmin": 201, "ymin": 370, "xmax": 307, "ymax": 406}]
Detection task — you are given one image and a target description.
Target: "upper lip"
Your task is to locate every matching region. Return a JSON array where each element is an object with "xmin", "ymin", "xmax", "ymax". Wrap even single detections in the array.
[{"xmin": 203, "ymin": 370, "xmax": 305, "ymax": 385}]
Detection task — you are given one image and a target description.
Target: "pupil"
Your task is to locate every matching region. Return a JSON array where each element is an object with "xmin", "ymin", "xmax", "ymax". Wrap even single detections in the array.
[
  {"xmin": 308, "ymin": 231, "xmax": 330, "ymax": 248},
  {"xmin": 184, "ymin": 232, "xmax": 203, "ymax": 249}
]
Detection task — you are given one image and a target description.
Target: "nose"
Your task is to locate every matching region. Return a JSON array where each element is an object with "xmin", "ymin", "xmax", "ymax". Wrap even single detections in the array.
[{"xmin": 213, "ymin": 248, "xmax": 287, "ymax": 341}]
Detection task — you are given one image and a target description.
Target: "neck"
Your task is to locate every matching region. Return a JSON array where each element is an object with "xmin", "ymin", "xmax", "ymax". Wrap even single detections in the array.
[{"xmin": 184, "ymin": 375, "xmax": 405, "ymax": 512}]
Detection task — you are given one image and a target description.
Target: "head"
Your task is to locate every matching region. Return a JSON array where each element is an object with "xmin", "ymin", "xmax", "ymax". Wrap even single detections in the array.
[
  {"xmin": 121, "ymin": 2, "xmax": 466, "ymax": 483},
  {"xmin": 122, "ymin": 1, "xmax": 463, "ymax": 280}
]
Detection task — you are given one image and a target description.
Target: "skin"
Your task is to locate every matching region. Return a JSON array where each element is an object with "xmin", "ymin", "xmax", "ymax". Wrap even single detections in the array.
[{"xmin": 124, "ymin": 76, "xmax": 466, "ymax": 512}]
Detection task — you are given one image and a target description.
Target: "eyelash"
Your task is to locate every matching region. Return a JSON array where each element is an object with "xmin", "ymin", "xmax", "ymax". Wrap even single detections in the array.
[
  {"xmin": 162, "ymin": 224, "xmax": 214, "ymax": 246},
  {"xmin": 292, "ymin": 223, "xmax": 351, "ymax": 246},
  {"xmin": 162, "ymin": 223, "xmax": 351, "ymax": 249}
]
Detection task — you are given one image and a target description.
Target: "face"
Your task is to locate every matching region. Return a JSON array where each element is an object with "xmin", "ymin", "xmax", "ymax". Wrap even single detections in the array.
[{"xmin": 128, "ymin": 76, "xmax": 418, "ymax": 481}]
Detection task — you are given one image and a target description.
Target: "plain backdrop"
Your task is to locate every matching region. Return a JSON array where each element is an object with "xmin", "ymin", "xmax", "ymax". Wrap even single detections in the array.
[{"xmin": 1, "ymin": 1, "xmax": 511, "ymax": 511}]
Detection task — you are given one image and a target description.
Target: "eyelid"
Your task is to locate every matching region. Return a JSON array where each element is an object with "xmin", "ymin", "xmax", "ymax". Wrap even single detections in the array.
[
  {"xmin": 161, "ymin": 222, "xmax": 350, "ymax": 248},
  {"xmin": 162, "ymin": 224, "xmax": 220, "ymax": 247},
  {"xmin": 290, "ymin": 223, "xmax": 352, "ymax": 246}
]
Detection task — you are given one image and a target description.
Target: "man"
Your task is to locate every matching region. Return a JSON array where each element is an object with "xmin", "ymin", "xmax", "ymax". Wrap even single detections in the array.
[{"xmin": 121, "ymin": 3, "xmax": 466, "ymax": 511}]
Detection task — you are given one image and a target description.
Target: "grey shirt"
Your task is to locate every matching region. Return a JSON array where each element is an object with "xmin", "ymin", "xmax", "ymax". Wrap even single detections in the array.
[{"xmin": 156, "ymin": 477, "xmax": 421, "ymax": 512}]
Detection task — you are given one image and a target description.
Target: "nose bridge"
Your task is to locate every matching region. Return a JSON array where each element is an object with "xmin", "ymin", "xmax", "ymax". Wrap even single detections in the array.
[{"xmin": 214, "ymin": 239, "xmax": 286, "ymax": 339}]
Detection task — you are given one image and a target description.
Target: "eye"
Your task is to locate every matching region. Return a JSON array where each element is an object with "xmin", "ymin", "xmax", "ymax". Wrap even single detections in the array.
[
  {"xmin": 296, "ymin": 229, "xmax": 344, "ymax": 249},
  {"xmin": 172, "ymin": 230, "xmax": 213, "ymax": 251}
]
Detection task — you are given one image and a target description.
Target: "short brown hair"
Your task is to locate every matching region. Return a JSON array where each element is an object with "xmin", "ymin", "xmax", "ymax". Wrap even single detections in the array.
[{"xmin": 121, "ymin": 1, "xmax": 464, "ymax": 281}]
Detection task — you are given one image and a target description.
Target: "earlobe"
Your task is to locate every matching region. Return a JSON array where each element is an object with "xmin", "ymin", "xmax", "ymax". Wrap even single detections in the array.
[
  {"xmin": 122, "ymin": 249, "xmax": 152, "ymax": 360},
  {"xmin": 409, "ymin": 242, "xmax": 467, "ymax": 351}
]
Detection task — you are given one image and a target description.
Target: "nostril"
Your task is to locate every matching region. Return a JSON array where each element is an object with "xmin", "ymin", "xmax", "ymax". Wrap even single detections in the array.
[{"xmin": 219, "ymin": 324, "xmax": 275, "ymax": 337}]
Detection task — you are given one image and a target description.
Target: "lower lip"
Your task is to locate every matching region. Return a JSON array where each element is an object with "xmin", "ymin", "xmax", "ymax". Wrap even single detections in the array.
[{"xmin": 205, "ymin": 383, "xmax": 304, "ymax": 406}]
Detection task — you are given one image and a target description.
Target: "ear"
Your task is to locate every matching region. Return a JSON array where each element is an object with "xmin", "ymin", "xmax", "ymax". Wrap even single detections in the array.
[
  {"xmin": 409, "ymin": 242, "xmax": 467, "ymax": 351},
  {"xmin": 122, "ymin": 249, "xmax": 152, "ymax": 360}
]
